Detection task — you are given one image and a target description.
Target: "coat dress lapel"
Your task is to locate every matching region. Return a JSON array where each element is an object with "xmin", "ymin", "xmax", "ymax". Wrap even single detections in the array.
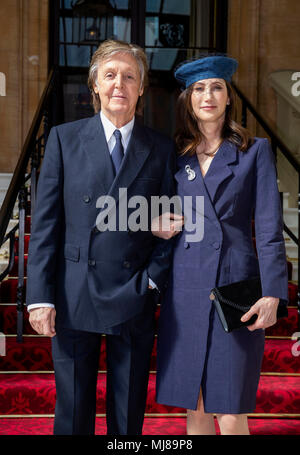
[
  {"xmin": 203, "ymin": 139, "xmax": 237, "ymax": 203},
  {"xmin": 175, "ymin": 140, "xmax": 238, "ymax": 223}
]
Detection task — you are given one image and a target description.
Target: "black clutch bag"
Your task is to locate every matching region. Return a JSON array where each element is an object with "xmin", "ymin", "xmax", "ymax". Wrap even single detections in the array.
[{"xmin": 209, "ymin": 277, "xmax": 288, "ymax": 333}]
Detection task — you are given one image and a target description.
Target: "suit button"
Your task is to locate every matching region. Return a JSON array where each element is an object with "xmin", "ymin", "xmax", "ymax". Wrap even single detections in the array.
[
  {"xmin": 83, "ymin": 195, "xmax": 91, "ymax": 203},
  {"xmin": 92, "ymin": 226, "xmax": 99, "ymax": 234},
  {"xmin": 212, "ymin": 241, "xmax": 220, "ymax": 250},
  {"xmin": 88, "ymin": 259, "xmax": 96, "ymax": 266},
  {"xmin": 123, "ymin": 261, "xmax": 131, "ymax": 269},
  {"xmin": 184, "ymin": 242, "xmax": 190, "ymax": 249},
  {"xmin": 127, "ymin": 229, "xmax": 134, "ymax": 236}
]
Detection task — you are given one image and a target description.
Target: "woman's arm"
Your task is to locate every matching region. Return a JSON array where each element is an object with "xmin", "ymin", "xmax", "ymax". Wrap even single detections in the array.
[{"xmin": 242, "ymin": 139, "xmax": 288, "ymax": 330}]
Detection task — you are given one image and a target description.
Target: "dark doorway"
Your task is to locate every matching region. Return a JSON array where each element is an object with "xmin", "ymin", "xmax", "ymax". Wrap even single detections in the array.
[{"xmin": 49, "ymin": 0, "xmax": 228, "ymax": 136}]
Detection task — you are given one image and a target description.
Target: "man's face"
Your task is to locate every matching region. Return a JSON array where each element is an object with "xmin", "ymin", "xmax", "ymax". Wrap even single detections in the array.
[{"xmin": 94, "ymin": 52, "xmax": 144, "ymax": 126}]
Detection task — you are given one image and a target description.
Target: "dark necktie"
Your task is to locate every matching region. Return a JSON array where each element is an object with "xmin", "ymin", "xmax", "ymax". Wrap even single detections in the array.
[{"xmin": 111, "ymin": 129, "xmax": 124, "ymax": 175}]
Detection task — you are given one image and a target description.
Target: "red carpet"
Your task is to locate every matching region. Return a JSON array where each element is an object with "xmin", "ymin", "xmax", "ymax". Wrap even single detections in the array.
[
  {"xmin": 0, "ymin": 417, "xmax": 300, "ymax": 435},
  {"xmin": 0, "ymin": 372, "xmax": 299, "ymax": 416}
]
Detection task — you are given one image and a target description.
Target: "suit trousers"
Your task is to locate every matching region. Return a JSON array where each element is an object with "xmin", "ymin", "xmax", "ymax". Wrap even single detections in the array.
[{"xmin": 51, "ymin": 293, "xmax": 157, "ymax": 435}]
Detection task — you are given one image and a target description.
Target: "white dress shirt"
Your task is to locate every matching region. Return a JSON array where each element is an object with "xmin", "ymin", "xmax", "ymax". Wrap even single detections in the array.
[
  {"xmin": 100, "ymin": 111, "xmax": 134, "ymax": 154},
  {"xmin": 27, "ymin": 112, "xmax": 156, "ymax": 312}
]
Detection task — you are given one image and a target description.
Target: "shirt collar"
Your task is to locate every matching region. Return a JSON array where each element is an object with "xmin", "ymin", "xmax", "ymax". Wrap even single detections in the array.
[{"xmin": 100, "ymin": 111, "xmax": 135, "ymax": 149}]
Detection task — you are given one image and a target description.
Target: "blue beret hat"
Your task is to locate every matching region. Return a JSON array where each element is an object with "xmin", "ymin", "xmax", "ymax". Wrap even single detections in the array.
[{"xmin": 174, "ymin": 56, "xmax": 238, "ymax": 88}]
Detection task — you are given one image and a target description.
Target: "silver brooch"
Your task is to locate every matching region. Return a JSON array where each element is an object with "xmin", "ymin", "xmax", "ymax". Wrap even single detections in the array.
[{"xmin": 185, "ymin": 165, "xmax": 196, "ymax": 181}]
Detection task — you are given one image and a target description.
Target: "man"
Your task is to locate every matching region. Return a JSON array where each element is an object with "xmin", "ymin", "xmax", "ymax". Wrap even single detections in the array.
[{"xmin": 26, "ymin": 40, "xmax": 175, "ymax": 435}]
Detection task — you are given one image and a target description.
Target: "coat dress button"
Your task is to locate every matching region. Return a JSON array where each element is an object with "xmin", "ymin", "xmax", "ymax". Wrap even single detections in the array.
[
  {"xmin": 83, "ymin": 195, "xmax": 91, "ymax": 203},
  {"xmin": 212, "ymin": 241, "xmax": 220, "ymax": 250},
  {"xmin": 123, "ymin": 261, "xmax": 131, "ymax": 269}
]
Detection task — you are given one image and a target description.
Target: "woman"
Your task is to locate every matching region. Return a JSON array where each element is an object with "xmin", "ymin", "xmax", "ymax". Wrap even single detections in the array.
[{"xmin": 152, "ymin": 56, "xmax": 288, "ymax": 435}]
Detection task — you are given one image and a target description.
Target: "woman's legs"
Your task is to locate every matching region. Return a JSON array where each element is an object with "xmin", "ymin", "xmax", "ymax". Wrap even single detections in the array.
[
  {"xmin": 216, "ymin": 413, "xmax": 250, "ymax": 435},
  {"xmin": 186, "ymin": 388, "xmax": 250, "ymax": 435},
  {"xmin": 186, "ymin": 388, "xmax": 216, "ymax": 435}
]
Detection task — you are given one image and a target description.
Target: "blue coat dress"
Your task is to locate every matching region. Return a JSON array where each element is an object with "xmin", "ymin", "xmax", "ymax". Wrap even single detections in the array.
[{"xmin": 156, "ymin": 138, "xmax": 289, "ymax": 413}]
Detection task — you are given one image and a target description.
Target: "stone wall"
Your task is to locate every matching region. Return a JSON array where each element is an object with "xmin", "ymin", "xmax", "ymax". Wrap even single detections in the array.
[
  {"xmin": 0, "ymin": 0, "xmax": 48, "ymax": 173},
  {"xmin": 228, "ymin": 0, "xmax": 300, "ymax": 206}
]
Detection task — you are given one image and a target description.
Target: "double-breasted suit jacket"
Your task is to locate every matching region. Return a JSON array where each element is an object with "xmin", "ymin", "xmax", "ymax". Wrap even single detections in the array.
[
  {"xmin": 26, "ymin": 113, "xmax": 175, "ymax": 333},
  {"xmin": 156, "ymin": 137, "xmax": 288, "ymax": 413}
]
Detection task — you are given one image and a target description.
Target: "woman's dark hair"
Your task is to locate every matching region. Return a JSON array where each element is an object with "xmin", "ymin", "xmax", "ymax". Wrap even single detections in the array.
[{"xmin": 174, "ymin": 80, "xmax": 253, "ymax": 155}]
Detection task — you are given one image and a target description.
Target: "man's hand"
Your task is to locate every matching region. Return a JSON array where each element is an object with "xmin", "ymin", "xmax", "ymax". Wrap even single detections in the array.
[
  {"xmin": 151, "ymin": 212, "xmax": 184, "ymax": 240},
  {"xmin": 29, "ymin": 307, "xmax": 56, "ymax": 337},
  {"xmin": 241, "ymin": 296, "xmax": 279, "ymax": 331}
]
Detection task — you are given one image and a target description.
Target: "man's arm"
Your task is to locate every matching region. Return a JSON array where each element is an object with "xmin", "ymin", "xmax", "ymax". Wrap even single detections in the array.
[
  {"xmin": 146, "ymin": 141, "xmax": 177, "ymax": 292},
  {"xmin": 26, "ymin": 126, "xmax": 63, "ymax": 335}
]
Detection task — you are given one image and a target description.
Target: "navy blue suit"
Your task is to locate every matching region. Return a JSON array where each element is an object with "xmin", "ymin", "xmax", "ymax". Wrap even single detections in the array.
[
  {"xmin": 26, "ymin": 113, "xmax": 175, "ymax": 434},
  {"xmin": 156, "ymin": 138, "xmax": 288, "ymax": 413}
]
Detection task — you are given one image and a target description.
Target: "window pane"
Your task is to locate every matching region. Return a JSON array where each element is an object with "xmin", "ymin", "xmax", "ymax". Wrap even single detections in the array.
[
  {"xmin": 60, "ymin": 17, "xmax": 74, "ymax": 43},
  {"xmin": 113, "ymin": 16, "xmax": 131, "ymax": 41},
  {"xmin": 146, "ymin": 0, "xmax": 161, "ymax": 13},
  {"xmin": 62, "ymin": 44, "xmax": 92, "ymax": 67},
  {"xmin": 59, "ymin": 45, "xmax": 65, "ymax": 66},
  {"xmin": 146, "ymin": 0, "xmax": 190, "ymax": 14},
  {"xmin": 162, "ymin": 0, "xmax": 190, "ymax": 15},
  {"xmin": 146, "ymin": 48, "xmax": 178, "ymax": 71},
  {"xmin": 146, "ymin": 16, "xmax": 159, "ymax": 46},
  {"xmin": 61, "ymin": 0, "xmax": 73, "ymax": 9},
  {"xmin": 63, "ymin": 74, "xmax": 94, "ymax": 123},
  {"xmin": 111, "ymin": 0, "xmax": 129, "ymax": 8}
]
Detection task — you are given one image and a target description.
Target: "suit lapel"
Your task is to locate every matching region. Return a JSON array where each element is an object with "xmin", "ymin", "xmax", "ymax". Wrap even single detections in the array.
[
  {"xmin": 108, "ymin": 117, "xmax": 153, "ymax": 204},
  {"xmin": 79, "ymin": 113, "xmax": 115, "ymax": 195}
]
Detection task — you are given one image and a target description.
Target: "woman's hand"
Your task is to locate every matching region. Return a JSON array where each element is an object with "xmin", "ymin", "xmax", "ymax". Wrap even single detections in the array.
[
  {"xmin": 151, "ymin": 212, "xmax": 184, "ymax": 240},
  {"xmin": 240, "ymin": 296, "xmax": 279, "ymax": 331}
]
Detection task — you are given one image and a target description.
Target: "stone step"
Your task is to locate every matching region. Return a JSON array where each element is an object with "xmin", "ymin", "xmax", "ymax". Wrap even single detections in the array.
[
  {"xmin": 283, "ymin": 208, "xmax": 298, "ymax": 227},
  {"xmin": 289, "ymin": 258, "xmax": 299, "ymax": 281},
  {"xmin": 285, "ymin": 242, "xmax": 298, "ymax": 258}
]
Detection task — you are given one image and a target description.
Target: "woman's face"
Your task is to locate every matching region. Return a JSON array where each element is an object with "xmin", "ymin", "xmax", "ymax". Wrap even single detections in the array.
[{"xmin": 190, "ymin": 78, "xmax": 229, "ymax": 125}]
